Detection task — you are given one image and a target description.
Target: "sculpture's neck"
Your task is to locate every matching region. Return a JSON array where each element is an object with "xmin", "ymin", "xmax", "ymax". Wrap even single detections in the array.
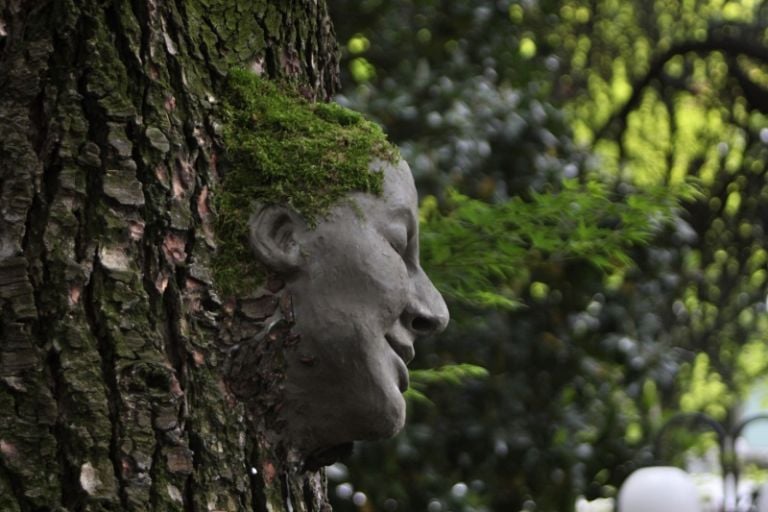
[
  {"xmin": 218, "ymin": 276, "xmax": 334, "ymax": 507},
  {"xmin": 220, "ymin": 277, "xmax": 332, "ymax": 443},
  {"xmin": 217, "ymin": 276, "xmax": 355, "ymax": 512},
  {"xmin": 220, "ymin": 274, "xmax": 292, "ymax": 417},
  {"xmin": 249, "ymin": 426, "xmax": 332, "ymax": 511}
]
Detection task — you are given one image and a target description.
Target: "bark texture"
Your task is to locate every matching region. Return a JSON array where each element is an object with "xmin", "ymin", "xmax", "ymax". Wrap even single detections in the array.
[{"xmin": 0, "ymin": 0, "xmax": 339, "ymax": 510}]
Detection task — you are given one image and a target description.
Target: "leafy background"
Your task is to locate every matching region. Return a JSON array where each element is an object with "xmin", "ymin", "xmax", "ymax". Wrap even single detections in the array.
[{"xmin": 325, "ymin": 1, "xmax": 768, "ymax": 510}]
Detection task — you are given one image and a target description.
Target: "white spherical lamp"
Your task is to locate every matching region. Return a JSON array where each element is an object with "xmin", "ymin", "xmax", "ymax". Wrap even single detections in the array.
[{"xmin": 617, "ymin": 466, "xmax": 702, "ymax": 512}]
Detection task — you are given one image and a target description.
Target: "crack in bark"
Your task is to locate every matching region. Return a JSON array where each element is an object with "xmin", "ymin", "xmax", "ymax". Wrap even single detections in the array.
[
  {"xmin": 71, "ymin": 8, "xmax": 131, "ymax": 504},
  {"xmin": 162, "ymin": 275, "xmax": 192, "ymax": 507},
  {"xmin": 162, "ymin": 6, "xmax": 195, "ymax": 116},
  {"xmin": 200, "ymin": 14, "xmax": 227, "ymax": 62},
  {"xmin": 83, "ymin": 261, "xmax": 129, "ymax": 510},
  {"xmin": 0, "ymin": 370, "xmax": 33, "ymax": 512},
  {"xmin": 148, "ymin": 419, "xmax": 165, "ymax": 511},
  {"xmin": 26, "ymin": 173, "xmax": 75, "ymax": 510},
  {"xmin": 47, "ymin": 345, "xmax": 81, "ymax": 510},
  {"xmin": 129, "ymin": 0, "xmax": 151, "ymax": 82},
  {"xmin": 0, "ymin": 454, "xmax": 26, "ymax": 512},
  {"xmin": 104, "ymin": 2, "xmax": 144, "ymax": 98},
  {"xmin": 248, "ymin": 439, "xmax": 268, "ymax": 512},
  {"xmin": 185, "ymin": 429, "xmax": 205, "ymax": 512}
]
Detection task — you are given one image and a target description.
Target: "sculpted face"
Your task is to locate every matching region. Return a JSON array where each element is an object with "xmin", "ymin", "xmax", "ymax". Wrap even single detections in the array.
[{"xmin": 248, "ymin": 159, "xmax": 449, "ymax": 458}]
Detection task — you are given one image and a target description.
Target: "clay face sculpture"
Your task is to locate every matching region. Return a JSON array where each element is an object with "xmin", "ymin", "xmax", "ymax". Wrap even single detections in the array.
[{"xmin": 248, "ymin": 158, "xmax": 449, "ymax": 457}]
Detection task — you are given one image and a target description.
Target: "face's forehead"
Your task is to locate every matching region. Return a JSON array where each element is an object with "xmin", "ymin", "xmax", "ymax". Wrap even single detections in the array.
[
  {"xmin": 373, "ymin": 158, "xmax": 418, "ymax": 212},
  {"xmin": 321, "ymin": 159, "xmax": 418, "ymax": 230}
]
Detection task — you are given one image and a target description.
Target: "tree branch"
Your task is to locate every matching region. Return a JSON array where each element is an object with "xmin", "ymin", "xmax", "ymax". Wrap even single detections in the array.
[{"xmin": 595, "ymin": 34, "xmax": 768, "ymax": 142}]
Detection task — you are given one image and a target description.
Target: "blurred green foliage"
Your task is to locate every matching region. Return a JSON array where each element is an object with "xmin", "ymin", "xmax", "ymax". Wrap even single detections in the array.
[
  {"xmin": 420, "ymin": 180, "xmax": 687, "ymax": 309},
  {"xmin": 326, "ymin": 0, "xmax": 768, "ymax": 510}
]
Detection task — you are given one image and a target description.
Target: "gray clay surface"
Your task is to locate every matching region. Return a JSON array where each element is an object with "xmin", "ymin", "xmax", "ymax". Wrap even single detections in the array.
[{"xmin": 248, "ymin": 159, "xmax": 449, "ymax": 457}]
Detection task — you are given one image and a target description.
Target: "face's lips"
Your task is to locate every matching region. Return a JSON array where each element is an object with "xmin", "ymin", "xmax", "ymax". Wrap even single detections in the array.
[
  {"xmin": 385, "ymin": 333, "xmax": 415, "ymax": 365},
  {"xmin": 385, "ymin": 333, "xmax": 414, "ymax": 393},
  {"xmin": 395, "ymin": 358, "xmax": 409, "ymax": 393}
]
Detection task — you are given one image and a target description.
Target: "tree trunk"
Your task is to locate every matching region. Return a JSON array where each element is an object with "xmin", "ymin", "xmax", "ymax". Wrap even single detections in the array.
[{"xmin": 0, "ymin": 1, "xmax": 339, "ymax": 510}]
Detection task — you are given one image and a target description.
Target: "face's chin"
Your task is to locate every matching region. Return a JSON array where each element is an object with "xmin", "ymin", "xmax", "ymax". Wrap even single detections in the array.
[
  {"xmin": 363, "ymin": 381, "xmax": 407, "ymax": 439},
  {"xmin": 302, "ymin": 391, "xmax": 405, "ymax": 471},
  {"xmin": 339, "ymin": 351, "xmax": 408, "ymax": 440},
  {"xmin": 280, "ymin": 359, "xmax": 407, "ymax": 456},
  {"xmin": 337, "ymin": 391, "xmax": 406, "ymax": 446}
]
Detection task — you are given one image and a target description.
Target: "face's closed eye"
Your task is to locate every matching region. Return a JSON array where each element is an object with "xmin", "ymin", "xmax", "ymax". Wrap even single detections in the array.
[
  {"xmin": 384, "ymin": 205, "xmax": 418, "ymax": 261},
  {"xmin": 386, "ymin": 225, "xmax": 408, "ymax": 256}
]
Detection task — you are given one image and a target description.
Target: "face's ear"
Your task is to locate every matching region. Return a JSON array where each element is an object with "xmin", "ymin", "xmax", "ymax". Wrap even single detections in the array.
[{"xmin": 248, "ymin": 204, "xmax": 306, "ymax": 273}]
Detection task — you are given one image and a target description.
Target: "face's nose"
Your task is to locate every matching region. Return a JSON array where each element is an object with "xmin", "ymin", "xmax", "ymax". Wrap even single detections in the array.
[{"xmin": 402, "ymin": 268, "xmax": 450, "ymax": 337}]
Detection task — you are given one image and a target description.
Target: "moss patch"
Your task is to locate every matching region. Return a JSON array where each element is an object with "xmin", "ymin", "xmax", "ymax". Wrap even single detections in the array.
[{"xmin": 213, "ymin": 69, "xmax": 398, "ymax": 296}]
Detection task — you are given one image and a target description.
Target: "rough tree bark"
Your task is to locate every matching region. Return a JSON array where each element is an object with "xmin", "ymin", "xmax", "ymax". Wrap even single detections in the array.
[{"xmin": 0, "ymin": 1, "xmax": 339, "ymax": 510}]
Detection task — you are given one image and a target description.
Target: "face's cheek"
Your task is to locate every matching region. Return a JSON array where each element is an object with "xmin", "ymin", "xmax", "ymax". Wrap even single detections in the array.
[
  {"xmin": 382, "ymin": 262, "xmax": 411, "ymax": 326},
  {"xmin": 289, "ymin": 229, "xmax": 407, "ymax": 370},
  {"xmin": 288, "ymin": 229, "xmax": 379, "ymax": 359},
  {"xmin": 310, "ymin": 225, "xmax": 409, "ymax": 324}
]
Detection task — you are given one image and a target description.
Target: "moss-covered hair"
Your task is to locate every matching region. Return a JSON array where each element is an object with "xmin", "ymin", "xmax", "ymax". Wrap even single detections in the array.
[{"xmin": 213, "ymin": 69, "xmax": 398, "ymax": 296}]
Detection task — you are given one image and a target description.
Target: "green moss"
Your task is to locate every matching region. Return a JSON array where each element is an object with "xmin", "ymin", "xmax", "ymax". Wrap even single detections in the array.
[{"xmin": 213, "ymin": 69, "xmax": 397, "ymax": 296}]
